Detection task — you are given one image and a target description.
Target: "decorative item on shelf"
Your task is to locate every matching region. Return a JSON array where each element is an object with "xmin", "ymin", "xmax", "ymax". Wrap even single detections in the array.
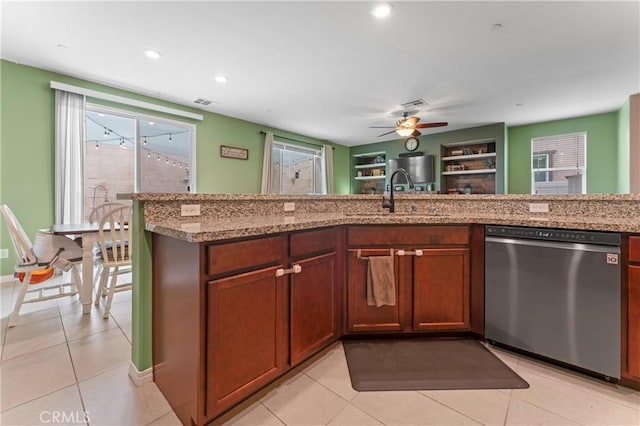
[
  {"xmin": 451, "ymin": 149, "xmax": 464, "ymax": 156},
  {"xmin": 448, "ymin": 163, "xmax": 466, "ymax": 171},
  {"xmin": 485, "ymin": 158, "xmax": 496, "ymax": 168},
  {"xmin": 357, "ymin": 170, "xmax": 363, "ymax": 177},
  {"xmin": 447, "ymin": 188, "xmax": 459, "ymax": 194},
  {"xmin": 372, "ymin": 169, "xmax": 382, "ymax": 176},
  {"xmin": 463, "ymin": 184, "xmax": 472, "ymax": 194},
  {"xmin": 463, "ymin": 147, "xmax": 472, "ymax": 155},
  {"xmin": 373, "ymin": 155, "xmax": 385, "ymax": 164}
]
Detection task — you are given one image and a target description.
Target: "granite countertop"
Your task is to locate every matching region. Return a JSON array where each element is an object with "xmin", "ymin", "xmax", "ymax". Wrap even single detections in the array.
[{"xmin": 145, "ymin": 212, "xmax": 640, "ymax": 243}]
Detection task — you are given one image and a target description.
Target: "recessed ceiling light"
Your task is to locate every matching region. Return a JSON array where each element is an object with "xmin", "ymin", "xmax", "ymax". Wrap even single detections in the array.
[
  {"xmin": 491, "ymin": 23, "xmax": 503, "ymax": 30},
  {"xmin": 214, "ymin": 75, "xmax": 228, "ymax": 84},
  {"xmin": 144, "ymin": 49, "xmax": 161, "ymax": 59},
  {"xmin": 372, "ymin": 3, "xmax": 393, "ymax": 19},
  {"xmin": 57, "ymin": 44, "xmax": 67, "ymax": 49}
]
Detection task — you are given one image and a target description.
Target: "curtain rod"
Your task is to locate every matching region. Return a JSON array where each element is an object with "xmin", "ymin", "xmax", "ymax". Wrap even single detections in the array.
[{"xmin": 259, "ymin": 131, "xmax": 335, "ymax": 149}]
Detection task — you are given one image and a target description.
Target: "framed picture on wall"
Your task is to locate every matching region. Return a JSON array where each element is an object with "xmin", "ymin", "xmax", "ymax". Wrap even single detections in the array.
[{"xmin": 220, "ymin": 145, "xmax": 249, "ymax": 160}]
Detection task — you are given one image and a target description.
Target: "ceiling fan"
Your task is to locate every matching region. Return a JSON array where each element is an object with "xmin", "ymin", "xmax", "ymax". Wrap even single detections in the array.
[{"xmin": 370, "ymin": 112, "xmax": 448, "ymax": 137}]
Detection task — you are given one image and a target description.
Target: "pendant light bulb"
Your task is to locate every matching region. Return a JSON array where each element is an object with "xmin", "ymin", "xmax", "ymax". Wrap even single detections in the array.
[
  {"xmin": 169, "ymin": 133, "xmax": 172, "ymax": 142},
  {"xmin": 143, "ymin": 137, "xmax": 147, "ymax": 145},
  {"xmin": 95, "ymin": 142, "xmax": 99, "ymax": 149},
  {"xmin": 147, "ymin": 151, "xmax": 151, "ymax": 158}
]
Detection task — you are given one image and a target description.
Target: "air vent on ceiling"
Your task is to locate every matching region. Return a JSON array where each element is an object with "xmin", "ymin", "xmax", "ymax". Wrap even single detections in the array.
[
  {"xmin": 194, "ymin": 98, "xmax": 213, "ymax": 106},
  {"xmin": 400, "ymin": 98, "xmax": 428, "ymax": 109}
]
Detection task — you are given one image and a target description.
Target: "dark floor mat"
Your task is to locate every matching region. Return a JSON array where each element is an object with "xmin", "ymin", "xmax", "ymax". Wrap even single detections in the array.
[{"xmin": 343, "ymin": 338, "xmax": 529, "ymax": 391}]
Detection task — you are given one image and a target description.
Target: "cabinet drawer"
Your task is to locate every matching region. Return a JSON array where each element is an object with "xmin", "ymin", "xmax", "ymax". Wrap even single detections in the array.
[
  {"xmin": 348, "ymin": 225, "xmax": 469, "ymax": 246},
  {"xmin": 207, "ymin": 235, "xmax": 286, "ymax": 276},
  {"xmin": 290, "ymin": 227, "xmax": 336, "ymax": 258},
  {"xmin": 630, "ymin": 236, "xmax": 640, "ymax": 263}
]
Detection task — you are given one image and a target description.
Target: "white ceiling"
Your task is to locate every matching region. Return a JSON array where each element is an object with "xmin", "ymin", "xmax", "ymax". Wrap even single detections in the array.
[{"xmin": 2, "ymin": 1, "xmax": 639, "ymax": 146}]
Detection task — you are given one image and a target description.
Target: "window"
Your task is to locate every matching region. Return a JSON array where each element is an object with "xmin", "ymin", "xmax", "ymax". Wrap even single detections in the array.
[
  {"xmin": 531, "ymin": 132, "xmax": 586, "ymax": 194},
  {"xmin": 532, "ymin": 154, "xmax": 549, "ymax": 182},
  {"xmin": 270, "ymin": 141, "xmax": 324, "ymax": 194},
  {"xmin": 84, "ymin": 104, "xmax": 195, "ymax": 221}
]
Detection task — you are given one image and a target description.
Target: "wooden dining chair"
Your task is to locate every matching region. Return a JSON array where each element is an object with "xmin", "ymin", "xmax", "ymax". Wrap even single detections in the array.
[
  {"xmin": 89, "ymin": 202, "xmax": 125, "ymax": 224},
  {"xmin": 93, "ymin": 205, "xmax": 132, "ymax": 318},
  {"xmin": 88, "ymin": 202, "xmax": 128, "ymax": 290},
  {"xmin": 0, "ymin": 204, "xmax": 83, "ymax": 327}
]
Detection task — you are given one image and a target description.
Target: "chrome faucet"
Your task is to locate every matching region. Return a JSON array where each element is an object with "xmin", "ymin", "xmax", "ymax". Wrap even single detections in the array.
[{"xmin": 382, "ymin": 168, "xmax": 414, "ymax": 213}]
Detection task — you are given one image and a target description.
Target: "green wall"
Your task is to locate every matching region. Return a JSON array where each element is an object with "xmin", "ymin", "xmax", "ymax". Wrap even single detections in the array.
[
  {"xmin": 350, "ymin": 123, "xmax": 507, "ymax": 193},
  {"xmin": 0, "ymin": 60, "xmax": 350, "ymax": 275},
  {"xmin": 507, "ymin": 112, "xmax": 619, "ymax": 194},
  {"xmin": 617, "ymin": 99, "xmax": 631, "ymax": 193}
]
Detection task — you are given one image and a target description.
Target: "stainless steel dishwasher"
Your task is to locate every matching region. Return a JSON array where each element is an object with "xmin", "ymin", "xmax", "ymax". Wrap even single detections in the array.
[{"xmin": 485, "ymin": 225, "xmax": 621, "ymax": 379}]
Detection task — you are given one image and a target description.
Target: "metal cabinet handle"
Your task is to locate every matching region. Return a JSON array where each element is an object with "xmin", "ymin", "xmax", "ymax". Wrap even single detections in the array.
[{"xmin": 275, "ymin": 264, "xmax": 302, "ymax": 277}]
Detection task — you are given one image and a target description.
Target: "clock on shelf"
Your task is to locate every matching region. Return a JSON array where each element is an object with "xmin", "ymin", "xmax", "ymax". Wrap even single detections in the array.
[{"xmin": 404, "ymin": 137, "xmax": 419, "ymax": 152}]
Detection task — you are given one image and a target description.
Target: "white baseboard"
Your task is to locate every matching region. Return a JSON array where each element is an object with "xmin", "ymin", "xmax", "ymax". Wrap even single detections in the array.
[{"xmin": 128, "ymin": 361, "xmax": 153, "ymax": 386}]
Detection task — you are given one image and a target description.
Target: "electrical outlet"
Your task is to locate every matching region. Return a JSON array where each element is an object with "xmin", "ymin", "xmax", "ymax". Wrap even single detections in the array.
[
  {"xmin": 284, "ymin": 202, "xmax": 295, "ymax": 212},
  {"xmin": 0, "ymin": 248, "xmax": 8, "ymax": 259},
  {"xmin": 529, "ymin": 203, "xmax": 549, "ymax": 213},
  {"xmin": 181, "ymin": 204, "xmax": 201, "ymax": 216}
]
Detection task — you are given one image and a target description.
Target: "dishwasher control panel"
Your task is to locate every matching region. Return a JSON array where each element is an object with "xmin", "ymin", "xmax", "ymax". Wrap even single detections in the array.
[{"xmin": 485, "ymin": 225, "xmax": 620, "ymax": 246}]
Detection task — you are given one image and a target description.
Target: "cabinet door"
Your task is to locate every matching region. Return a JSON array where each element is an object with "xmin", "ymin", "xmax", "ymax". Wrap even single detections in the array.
[
  {"xmin": 206, "ymin": 266, "xmax": 287, "ymax": 417},
  {"xmin": 629, "ymin": 265, "xmax": 640, "ymax": 378},
  {"xmin": 413, "ymin": 248, "xmax": 470, "ymax": 331},
  {"xmin": 347, "ymin": 249, "xmax": 405, "ymax": 332},
  {"xmin": 290, "ymin": 253, "xmax": 338, "ymax": 366}
]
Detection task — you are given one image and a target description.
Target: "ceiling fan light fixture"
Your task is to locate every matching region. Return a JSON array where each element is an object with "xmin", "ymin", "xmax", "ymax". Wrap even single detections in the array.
[
  {"xmin": 372, "ymin": 3, "xmax": 393, "ymax": 19},
  {"xmin": 396, "ymin": 127, "xmax": 415, "ymax": 137}
]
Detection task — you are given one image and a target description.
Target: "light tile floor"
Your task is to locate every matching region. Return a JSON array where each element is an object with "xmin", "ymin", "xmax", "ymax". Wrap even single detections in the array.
[{"xmin": 1, "ymin": 274, "xmax": 639, "ymax": 425}]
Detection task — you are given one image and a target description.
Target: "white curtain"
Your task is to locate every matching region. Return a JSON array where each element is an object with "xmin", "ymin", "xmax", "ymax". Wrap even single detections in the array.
[
  {"xmin": 260, "ymin": 131, "xmax": 274, "ymax": 194},
  {"xmin": 55, "ymin": 90, "xmax": 85, "ymax": 224},
  {"xmin": 322, "ymin": 144, "xmax": 334, "ymax": 194}
]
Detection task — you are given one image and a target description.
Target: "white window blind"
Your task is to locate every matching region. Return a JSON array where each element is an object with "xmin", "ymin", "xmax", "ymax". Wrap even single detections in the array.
[{"xmin": 531, "ymin": 132, "xmax": 586, "ymax": 194}]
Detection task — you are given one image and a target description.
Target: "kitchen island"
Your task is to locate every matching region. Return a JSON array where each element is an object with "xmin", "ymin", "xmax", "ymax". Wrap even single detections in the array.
[{"xmin": 130, "ymin": 193, "xmax": 640, "ymax": 425}]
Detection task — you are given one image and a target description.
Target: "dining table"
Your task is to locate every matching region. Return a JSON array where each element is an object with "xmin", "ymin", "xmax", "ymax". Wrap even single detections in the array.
[{"xmin": 52, "ymin": 222, "xmax": 102, "ymax": 314}]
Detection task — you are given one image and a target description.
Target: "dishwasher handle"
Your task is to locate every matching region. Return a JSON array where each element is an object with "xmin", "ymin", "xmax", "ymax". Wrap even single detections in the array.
[{"xmin": 485, "ymin": 236, "xmax": 620, "ymax": 254}]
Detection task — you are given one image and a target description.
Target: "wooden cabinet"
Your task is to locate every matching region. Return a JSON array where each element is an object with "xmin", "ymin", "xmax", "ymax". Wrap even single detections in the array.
[
  {"xmin": 346, "ymin": 225, "xmax": 471, "ymax": 333},
  {"xmin": 625, "ymin": 235, "xmax": 640, "ymax": 387},
  {"xmin": 290, "ymin": 253, "xmax": 338, "ymax": 365},
  {"xmin": 347, "ymin": 249, "xmax": 405, "ymax": 332},
  {"xmin": 153, "ymin": 229, "xmax": 342, "ymax": 425},
  {"xmin": 206, "ymin": 266, "xmax": 288, "ymax": 415},
  {"xmin": 412, "ymin": 248, "xmax": 470, "ymax": 331},
  {"xmin": 289, "ymin": 226, "xmax": 341, "ymax": 366}
]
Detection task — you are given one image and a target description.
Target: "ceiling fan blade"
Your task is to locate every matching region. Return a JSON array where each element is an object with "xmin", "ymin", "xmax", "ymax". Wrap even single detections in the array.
[
  {"xmin": 377, "ymin": 130, "xmax": 398, "ymax": 137},
  {"xmin": 411, "ymin": 129, "xmax": 421, "ymax": 137},
  {"xmin": 414, "ymin": 122, "xmax": 448, "ymax": 129}
]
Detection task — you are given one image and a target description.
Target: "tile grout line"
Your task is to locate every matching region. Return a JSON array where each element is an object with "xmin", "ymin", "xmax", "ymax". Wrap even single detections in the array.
[
  {"xmin": 58, "ymin": 304, "xmax": 92, "ymax": 425},
  {"xmin": 415, "ymin": 390, "xmax": 484, "ymax": 425}
]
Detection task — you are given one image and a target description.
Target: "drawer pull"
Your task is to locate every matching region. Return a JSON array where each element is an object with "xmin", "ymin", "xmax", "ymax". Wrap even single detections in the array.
[
  {"xmin": 396, "ymin": 249, "xmax": 424, "ymax": 256},
  {"xmin": 275, "ymin": 264, "xmax": 302, "ymax": 277}
]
